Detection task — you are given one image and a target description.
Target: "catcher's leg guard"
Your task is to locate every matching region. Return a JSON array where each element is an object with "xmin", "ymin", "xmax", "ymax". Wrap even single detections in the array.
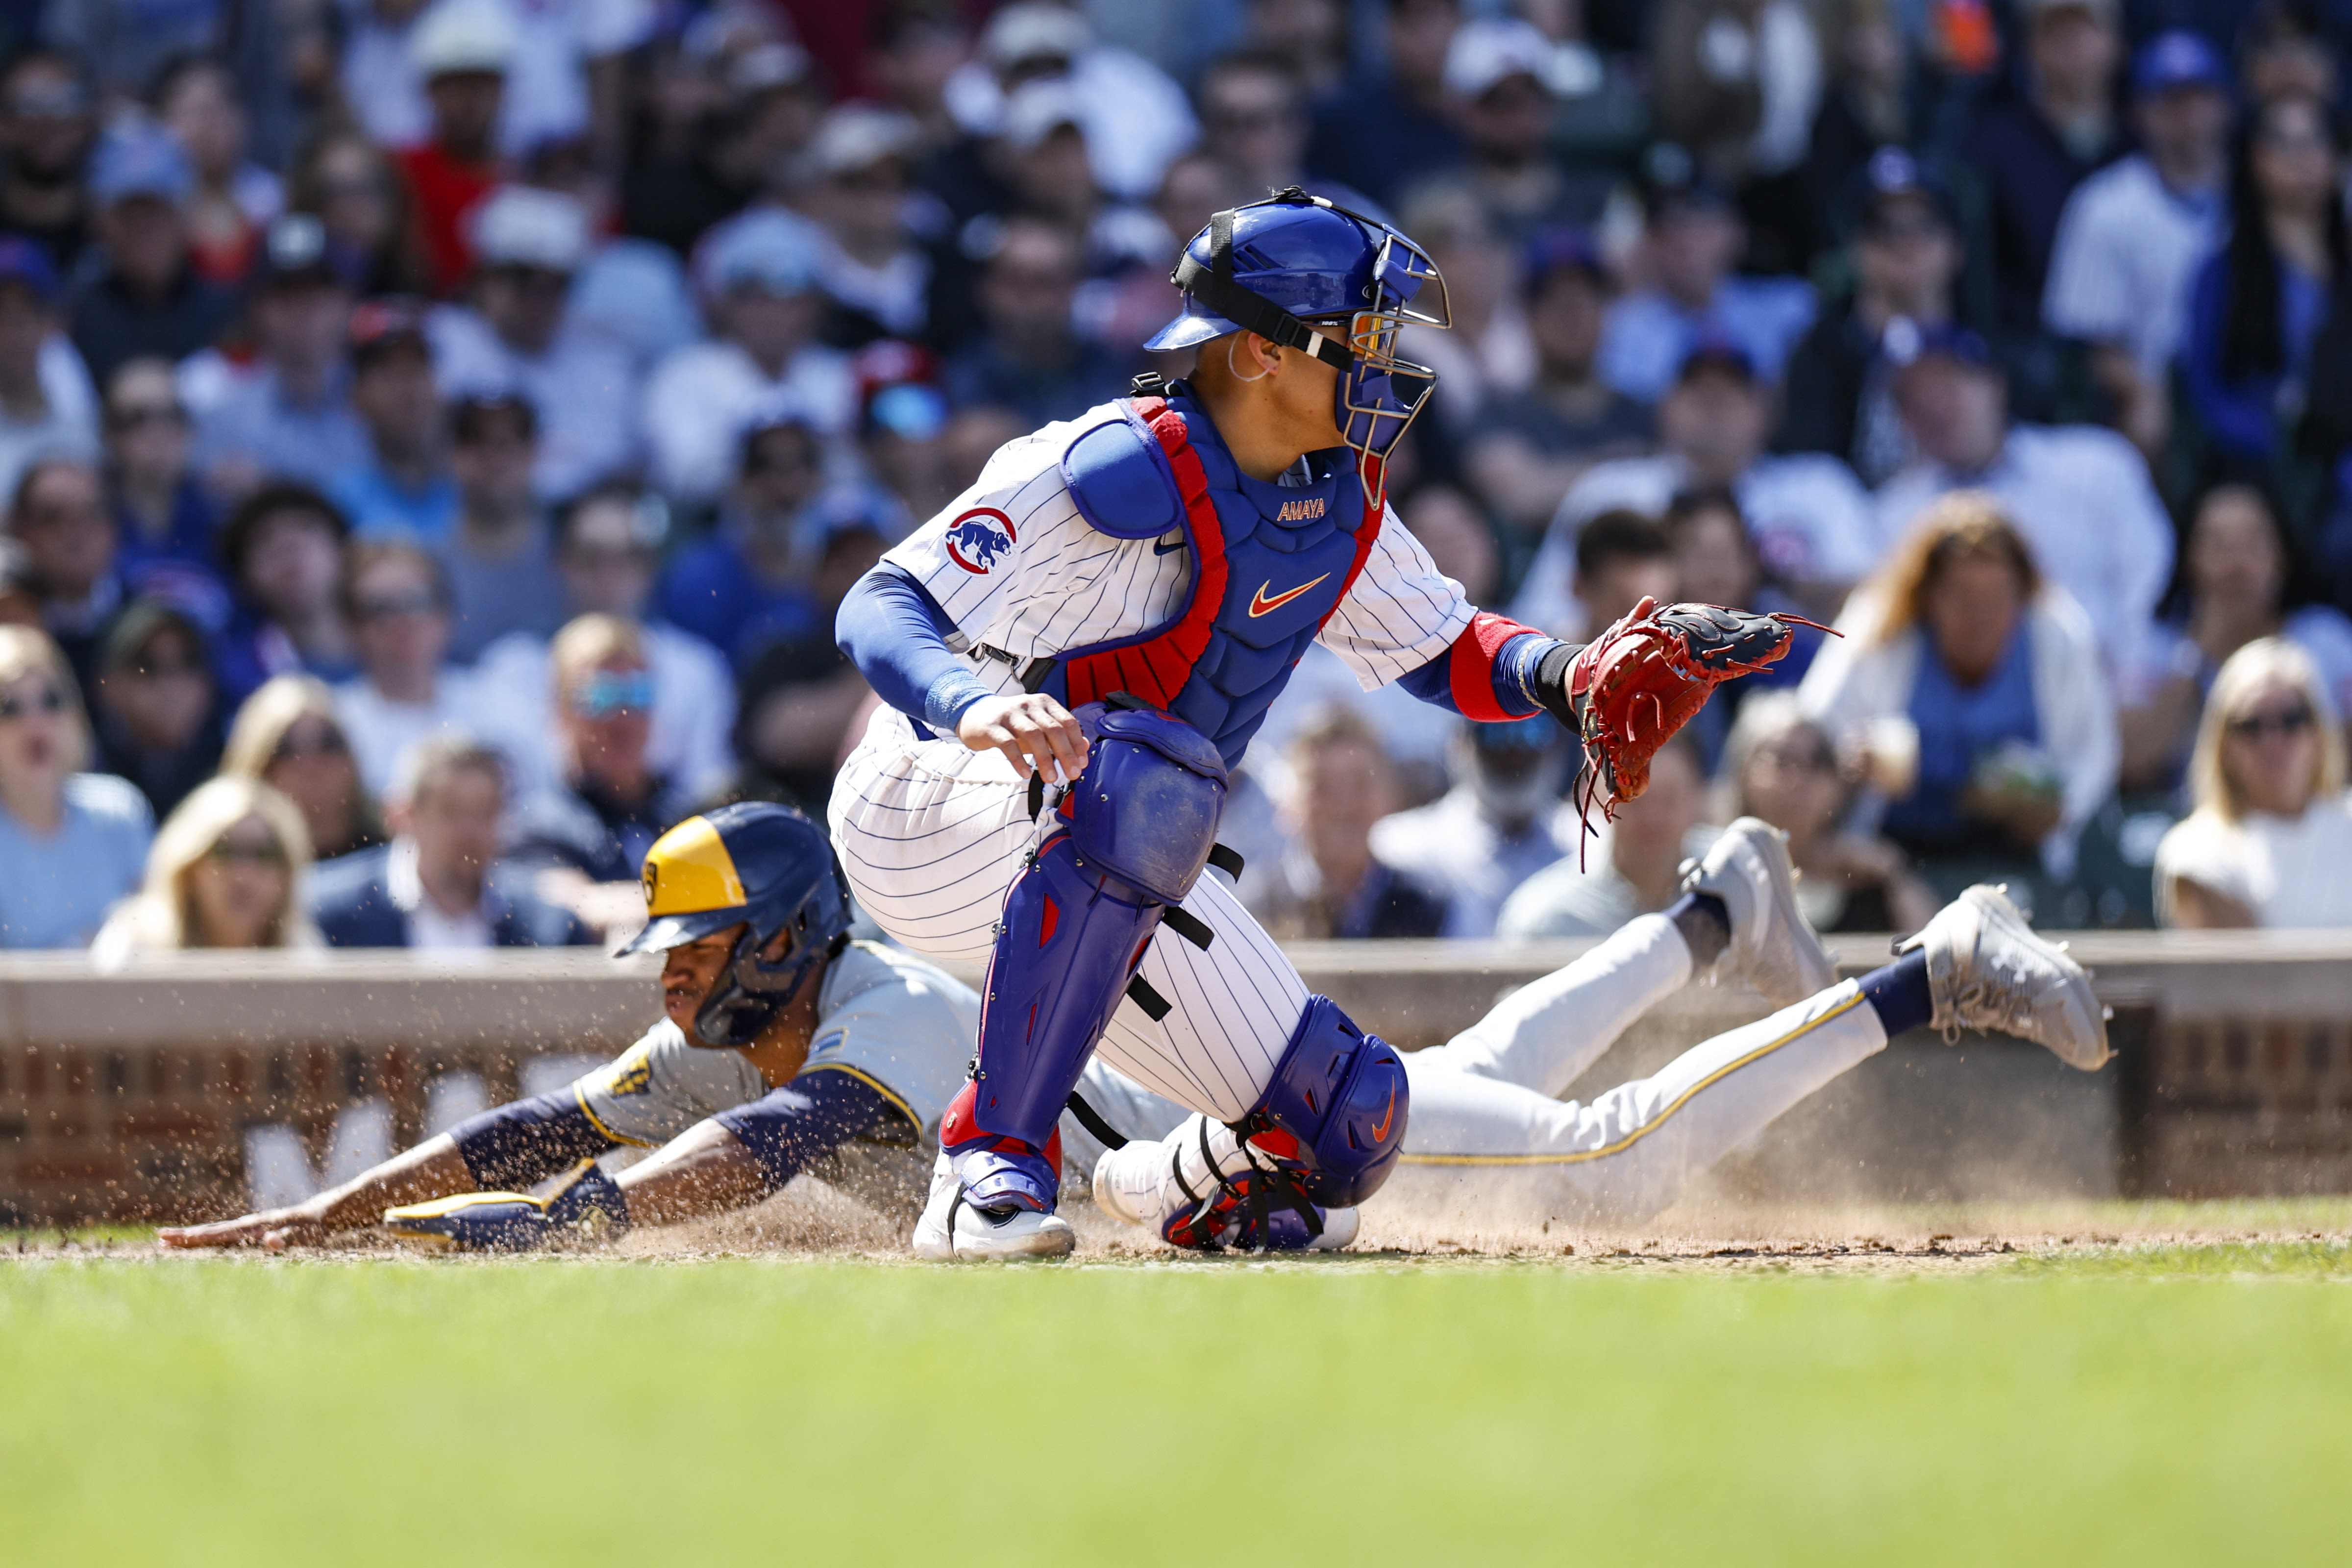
[
  {"xmin": 948, "ymin": 703, "xmax": 1229, "ymax": 1213},
  {"xmin": 1238, "ymin": 995, "xmax": 1411, "ymax": 1208}
]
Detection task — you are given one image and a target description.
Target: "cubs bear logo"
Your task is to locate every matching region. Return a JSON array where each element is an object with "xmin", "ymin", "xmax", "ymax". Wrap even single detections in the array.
[{"xmin": 944, "ymin": 507, "xmax": 1018, "ymax": 574}]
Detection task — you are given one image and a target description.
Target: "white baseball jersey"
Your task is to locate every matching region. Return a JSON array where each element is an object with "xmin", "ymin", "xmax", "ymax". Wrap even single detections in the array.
[
  {"xmin": 835, "ymin": 405, "xmax": 1493, "ymax": 1129},
  {"xmin": 572, "ymin": 939, "xmax": 979, "ymax": 1147},
  {"xmin": 877, "ymin": 406, "xmax": 1477, "ymax": 731}
]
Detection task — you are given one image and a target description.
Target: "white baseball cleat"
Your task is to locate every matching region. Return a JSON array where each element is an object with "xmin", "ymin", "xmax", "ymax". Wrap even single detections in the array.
[
  {"xmin": 911, "ymin": 1155, "xmax": 1076, "ymax": 1263},
  {"xmin": 1308, "ymin": 1206, "xmax": 1361, "ymax": 1252},
  {"xmin": 1897, "ymin": 884, "xmax": 2110, "ymax": 1070},
  {"xmin": 1682, "ymin": 816, "xmax": 1838, "ymax": 1006}
]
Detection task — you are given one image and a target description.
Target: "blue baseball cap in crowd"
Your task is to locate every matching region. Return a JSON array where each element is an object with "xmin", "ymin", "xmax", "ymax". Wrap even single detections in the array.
[
  {"xmin": 1522, "ymin": 225, "xmax": 1609, "ymax": 295},
  {"xmin": 1882, "ymin": 317, "xmax": 1995, "ymax": 372},
  {"xmin": 697, "ymin": 209, "xmax": 822, "ymax": 299},
  {"xmin": 0, "ymin": 237, "xmax": 60, "ymax": 303},
  {"xmin": 2134, "ymin": 29, "xmax": 2230, "ymax": 97},
  {"xmin": 1676, "ymin": 335, "xmax": 1758, "ymax": 385},
  {"xmin": 1854, "ymin": 145, "xmax": 1958, "ymax": 234},
  {"xmin": 89, "ymin": 124, "xmax": 194, "ymax": 207}
]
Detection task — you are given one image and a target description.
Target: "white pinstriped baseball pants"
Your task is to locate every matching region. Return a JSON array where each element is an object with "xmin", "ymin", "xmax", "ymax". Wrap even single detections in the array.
[
  {"xmin": 1090, "ymin": 914, "xmax": 1890, "ymax": 1230},
  {"xmin": 830, "ymin": 707, "xmax": 1306, "ymax": 1124}
]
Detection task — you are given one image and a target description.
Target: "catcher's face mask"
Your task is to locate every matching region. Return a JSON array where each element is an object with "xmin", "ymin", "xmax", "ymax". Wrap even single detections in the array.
[{"xmin": 1161, "ymin": 188, "xmax": 1450, "ymax": 510}]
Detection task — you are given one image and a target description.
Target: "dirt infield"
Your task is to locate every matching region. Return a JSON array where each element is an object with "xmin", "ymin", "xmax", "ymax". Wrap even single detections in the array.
[{"xmin": 17, "ymin": 1187, "xmax": 2352, "ymax": 1273}]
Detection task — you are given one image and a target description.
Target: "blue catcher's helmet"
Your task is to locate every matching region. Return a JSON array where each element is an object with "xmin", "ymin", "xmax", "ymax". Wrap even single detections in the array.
[
  {"xmin": 616, "ymin": 802, "xmax": 854, "ymax": 1048},
  {"xmin": 1144, "ymin": 186, "xmax": 1450, "ymax": 508}
]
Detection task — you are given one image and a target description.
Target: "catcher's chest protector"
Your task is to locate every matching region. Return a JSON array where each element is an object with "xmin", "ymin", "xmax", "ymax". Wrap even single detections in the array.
[{"xmin": 1050, "ymin": 389, "xmax": 1379, "ymax": 769}]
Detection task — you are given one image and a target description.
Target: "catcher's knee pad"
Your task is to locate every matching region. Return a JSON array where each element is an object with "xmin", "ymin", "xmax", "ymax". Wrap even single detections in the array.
[
  {"xmin": 1242, "ymin": 996, "xmax": 1410, "ymax": 1208},
  {"xmin": 967, "ymin": 705, "xmax": 1229, "ymax": 1152}
]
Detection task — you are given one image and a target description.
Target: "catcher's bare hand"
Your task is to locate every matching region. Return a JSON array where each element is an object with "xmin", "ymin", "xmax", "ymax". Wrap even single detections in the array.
[{"xmin": 958, "ymin": 692, "xmax": 1089, "ymax": 783}]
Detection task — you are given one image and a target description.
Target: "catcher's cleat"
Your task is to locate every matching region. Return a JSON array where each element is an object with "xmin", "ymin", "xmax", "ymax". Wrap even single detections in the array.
[
  {"xmin": 911, "ymin": 1150, "xmax": 1076, "ymax": 1262},
  {"xmin": 382, "ymin": 1160, "xmax": 630, "ymax": 1252},
  {"xmin": 1897, "ymin": 885, "xmax": 2110, "ymax": 1070},
  {"xmin": 1681, "ymin": 817, "xmax": 1838, "ymax": 1006},
  {"xmin": 1563, "ymin": 599, "xmax": 1833, "ymax": 857}
]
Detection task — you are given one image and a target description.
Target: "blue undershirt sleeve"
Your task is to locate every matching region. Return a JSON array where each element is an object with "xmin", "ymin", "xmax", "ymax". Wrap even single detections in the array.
[
  {"xmin": 448, "ymin": 1091, "xmax": 619, "ymax": 1191},
  {"xmin": 1391, "ymin": 632, "xmax": 1566, "ymax": 720},
  {"xmin": 711, "ymin": 1068, "xmax": 921, "ymax": 1196},
  {"xmin": 836, "ymin": 563, "xmax": 994, "ymax": 733}
]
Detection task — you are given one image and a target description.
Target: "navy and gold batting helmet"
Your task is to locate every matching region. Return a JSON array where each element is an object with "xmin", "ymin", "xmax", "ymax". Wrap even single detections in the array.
[{"xmin": 618, "ymin": 802, "xmax": 853, "ymax": 1047}]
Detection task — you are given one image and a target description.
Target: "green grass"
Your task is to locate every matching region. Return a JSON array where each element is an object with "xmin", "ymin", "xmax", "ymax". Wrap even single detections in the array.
[{"xmin": 6, "ymin": 1251, "xmax": 2352, "ymax": 1565}]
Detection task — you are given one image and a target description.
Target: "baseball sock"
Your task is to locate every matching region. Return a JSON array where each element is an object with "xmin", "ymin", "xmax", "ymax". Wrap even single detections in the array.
[
  {"xmin": 1665, "ymin": 891, "xmax": 1731, "ymax": 970},
  {"xmin": 1857, "ymin": 949, "xmax": 1932, "ymax": 1037}
]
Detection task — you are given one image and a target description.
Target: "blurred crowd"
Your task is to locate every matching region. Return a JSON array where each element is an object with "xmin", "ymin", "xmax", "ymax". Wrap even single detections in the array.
[{"xmin": 1, "ymin": 0, "xmax": 2350, "ymax": 963}]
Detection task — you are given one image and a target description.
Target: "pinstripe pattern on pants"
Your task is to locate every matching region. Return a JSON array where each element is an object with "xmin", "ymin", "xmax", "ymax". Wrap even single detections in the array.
[{"xmin": 830, "ymin": 706, "xmax": 1308, "ymax": 1123}]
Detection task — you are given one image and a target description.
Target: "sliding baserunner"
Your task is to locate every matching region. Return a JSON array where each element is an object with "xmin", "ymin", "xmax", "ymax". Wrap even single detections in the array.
[{"xmin": 1081, "ymin": 820, "xmax": 2110, "ymax": 1250}]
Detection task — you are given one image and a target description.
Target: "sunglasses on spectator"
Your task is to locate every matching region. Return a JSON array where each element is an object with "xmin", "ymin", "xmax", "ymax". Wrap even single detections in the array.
[
  {"xmin": 207, "ymin": 837, "xmax": 286, "ymax": 867},
  {"xmin": 273, "ymin": 722, "xmax": 350, "ymax": 761},
  {"xmin": 1758, "ymin": 743, "xmax": 1837, "ymax": 774},
  {"xmin": 108, "ymin": 402, "xmax": 186, "ymax": 432},
  {"xmin": 571, "ymin": 671, "xmax": 654, "ymax": 719},
  {"xmin": 356, "ymin": 590, "xmax": 442, "ymax": 623},
  {"xmin": 2227, "ymin": 703, "xmax": 2315, "ymax": 740},
  {"xmin": 0, "ymin": 685, "xmax": 63, "ymax": 720}
]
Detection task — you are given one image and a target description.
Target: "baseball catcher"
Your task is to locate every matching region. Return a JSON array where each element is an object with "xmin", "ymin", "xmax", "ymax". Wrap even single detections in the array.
[{"xmin": 828, "ymin": 185, "xmax": 1811, "ymax": 1261}]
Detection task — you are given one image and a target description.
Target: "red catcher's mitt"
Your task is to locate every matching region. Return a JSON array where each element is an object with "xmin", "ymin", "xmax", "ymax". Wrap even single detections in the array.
[{"xmin": 1566, "ymin": 597, "xmax": 1834, "ymax": 839}]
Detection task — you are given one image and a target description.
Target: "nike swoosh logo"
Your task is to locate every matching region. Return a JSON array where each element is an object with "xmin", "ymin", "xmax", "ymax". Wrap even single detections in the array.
[
  {"xmin": 1248, "ymin": 573, "xmax": 1332, "ymax": 617},
  {"xmin": 1370, "ymin": 1086, "xmax": 1397, "ymax": 1143},
  {"xmin": 1152, "ymin": 535, "xmax": 1186, "ymax": 555}
]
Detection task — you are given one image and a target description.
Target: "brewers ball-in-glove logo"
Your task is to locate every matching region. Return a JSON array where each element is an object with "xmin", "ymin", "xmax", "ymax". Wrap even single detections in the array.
[{"xmin": 944, "ymin": 507, "xmax": 1017, "ymax": 574}]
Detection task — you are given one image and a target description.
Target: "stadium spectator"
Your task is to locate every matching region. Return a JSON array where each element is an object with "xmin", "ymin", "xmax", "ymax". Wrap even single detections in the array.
[
  {"xmin": 941, "ymin": 218, "xmax": 1129, "ymax": 430},
  {"xmin": 1302, "ymin": 0, "xmax": 1465, "ymax": 209},
  {"xmin": 0, "ymin": 622, "xmax": 151, "ymax": 947},
  {"xmin": 152, "ymin": 53, "xmax": 281, "ymax": 288},
  {"xmin": 1391, "ymin": 186, "xmax": 1532, "ymax": 435},
  {"xmin": 91, "ymin": 775, "xmax": 321, "ymax": 962},
  {"xmin": 475, "ymin": 485, "xmax": 733, "ymax": 797},
  {"xmin": 1966, "ymin": 0, "xmax": 2127, "ymax": 336},
  {"xmin": 391, "ymin": 0, "xmax": 517, "ymax": 297},
  {"xmin": 1799, "ymin": 0, "xmax": 1915, "ymax": 256},
  {"xmin": 0, "ymin": 237, "xmax": 99, "ymax": 505},
  {"xmin": 1649, "ymin": 0, "xmax": 1824, "ymax": 274},
  {"xmin": 195, "ymin": 214, "xmax": 368, "ymax": 494},
  {"xmin": 508, "ymin": 613, "xmax": 694, "ymax": 935},
  {"xmin": 948, "ymin": 2, "xmax": 1197, "ymax": 206},
  {"xmin": 1494, "ymin": 734, "xmax": 1709, "ymax": 938},
  {"xmin": 1247, "ymin": 0, "xmax": 1349, "ymax": 94},
  {"xmin": 1445, "ymin": 16, "xmax": 1600, "ymax": 245},
  {"xmin": 1372, "ymin": 715, "xmax": 1578, "ymax": 938},
  {"xmin": 1799, "ymin": 491, "xmax": 2118, "ymax": 880},
  {"xmin": 1515, "ymin": 344, "xmax": 1876, "ymax": 633},
  {"xmin": 213, "ymin": 483, "xmax": 355, "ymax": 704},
  {"xmin": 1573, "ymin": 509, "xmax": 1681, "ymax": 633},
  {"xmin": 1718, "ymin": 693, "xmax": 1939, "ymax": 935},
  {"xmin": 10, "ymin": 454, "xmax": 123, "ymax": 693},
  {"xmin": 332, "ymin": 539, "xmax": 537, "ymax": 797},
  {"xmin": 103, "ymin": 359, "xmax": 224, "ymax": 627},
  {"xmin": 440, "ymin": 393, "xmax": 559, "ymax": 662},
  {"xmin": 89, "ymin": 599, "xmax": 220, "ymax": 818},
  {"xmin": 1258, "ymin": 706, "xmax": 1449, "ymax": 940},
  {"xmin": 2240, "ymin": 3, "xmax": 2340, "ymax": 109},
  {"xmin": 286, "ymin": 127, "xmax": 423, "ymax": 297},
  {"xmin": 2155, "ymin": 637, "xmax": 2352, "ymax": 927},
  {"xmin": 1597, "ymin": 147, "xmax": 1816, "ymax": 404},
  {"xmin": 1463, "ymin": 227, "xmax": 1651, "ymax": 539},
  {"xmin": 0, "ymin": 536, "xmax": 37, "ymax": 625},
  {"xmin": 2119, "ymin": 483, "xmax": 2352, "ymax": 793},
  {"xmin": 427, "ymin": 184, "xmax": 637, "ymax": 501},
  {"xmin": 220, "ymin": 673, "xmax": 385, "ymax": 863},
  {"xmin": 657, "ymin": 412, "xmax": 829, "ymax": 671},
  {"xmin": 2181, "ymin": 92, "xmax": 2344, "ymax": 470},
  {"xmin": 1876, "ymin": 324, "xmax": 2173, "ymax": 675},
  {"xmin": 852, "ymin": 352, "xmax": 958, "ymax": 527},
  {"xmin": 642, "ymin": 209, "xmax": 849, "ymax": 504},
  {"xmin": 1777, "ymin": 148, "xmax": 1961, "ymax": 485},
  {"xmin": 68, "ymin": 121, "xmax": 238, "ymax": 385},
  {"xmin": 1197, "ymin": 50, "xmax": 1313, "ymax": 198},
  {"xmin": 45, "ymin": 0, "xmax": 220, "ymax": 103},
  {"xmin": 2042, "ymin": 31, "xmax": 2232, "ymax": 458},
  {"xmin": 0, "ymin": 51, "xmax": 97, "ymax": 276},
  {"xmin": 332, "ymin": 299, "xmax": 456, "ymax": 543},
  {"xmin": 309, "ymin": 734, "xmax": 592, "ymax": 948},
  {"xmin": 803, "ymin": 105, "xmax": 931, "ymax": 346},
  {"xmin": 616, "ymin": 39, "xmax": 747, "ymax": 260},
  {"xmin": 1663, "ymin": 488, "xmax": 1824, "ymax": 766}
]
